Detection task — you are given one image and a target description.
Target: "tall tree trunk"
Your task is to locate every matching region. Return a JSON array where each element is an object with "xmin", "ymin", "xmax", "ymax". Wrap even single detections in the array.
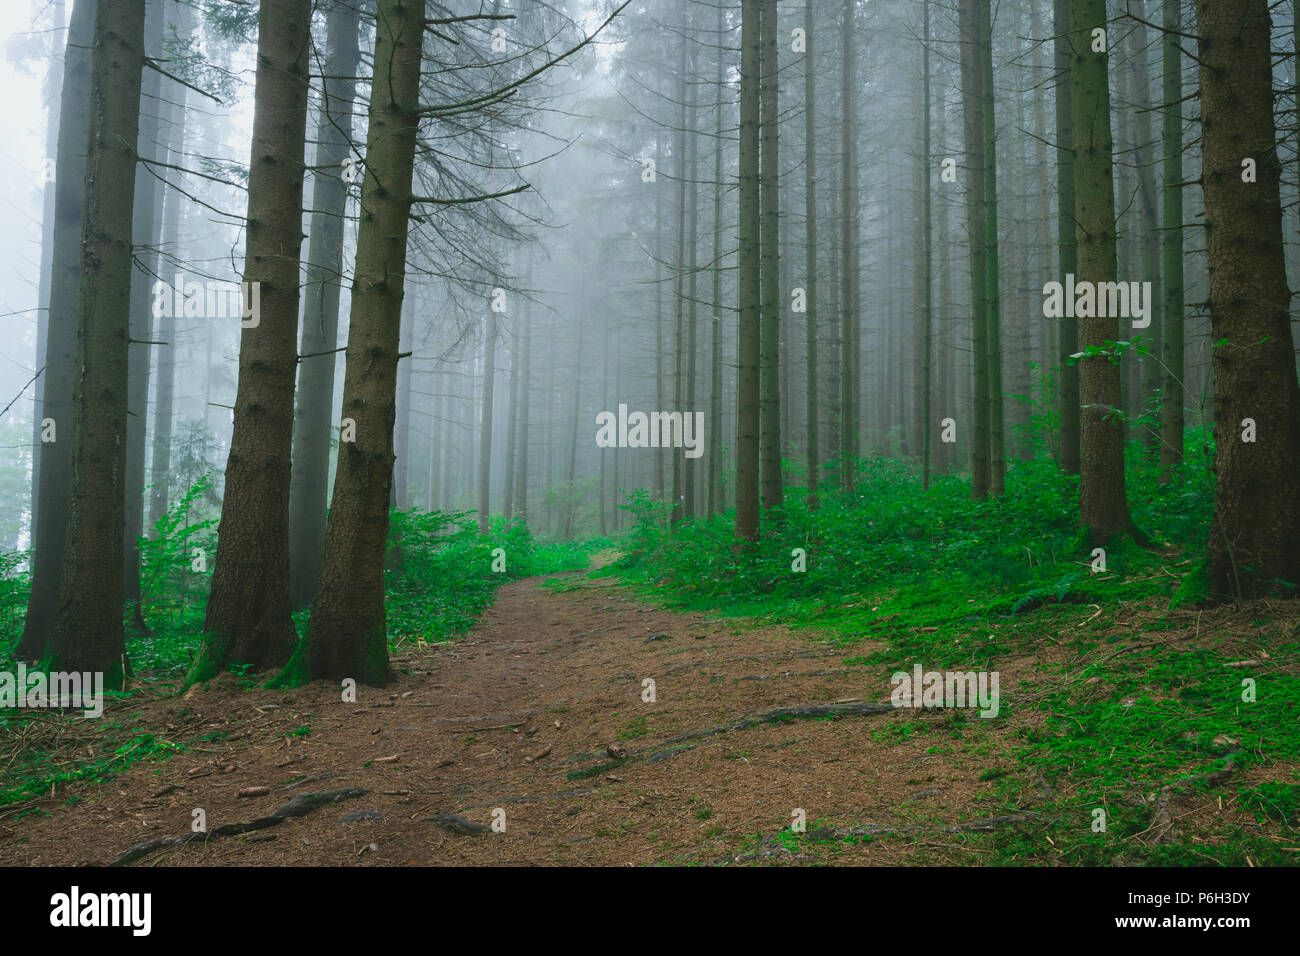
[
  {"xmin": 1053, "ymin": 0, "xmax": 1081, "ymax": 474},
  {"xmin": 195, "ymin": 0, "xmax": 312, "ymax": 677},
  {"xmin": 803, "ymin": 0, "xmax": 820, "ymax": 506},
  {"xmin": 1198, "ymin": 0, "xmax": 1300, "ymax": 597},
  {"xmin": 653, "ymin": 130, "xmax": 666, "ymax": 506},
  {"xmin": 514, "ymin": 259, "xmax": 532, "ymax": 522},
  {"xmin": 685, "ymin": 102, "xmax": 700, "ymax": 521},
  {"xmin": 709, "ymin": 1, "xmax": 726, "ymax": 517},
  {"xmin": 921, "ymin": 0, "xmax": 934, "ymax": 491},
  {"xmin": 394, "ymin": 294, "xmax": 415, "ymax": 511},
  {"xmin": 122, "ymin": 0, "xmax": 164, "ymax": 632},
  {"xmin": 296, "ymin": 0, "xmax": 422, "ymax": 684},
  {"xmin": 46, "ymin": 0, "xmax": 146, "ymax": 685},
  {"xmin": 839, "ymin": 0, "xmax": 858, "ymax": 494},
  {"xmin": 1127, "ymin": 0, "xmax": 1162, "ymax": 450},
  {"xmin": 478, "ymin": 299, "xmax": 496, "ymax": 533},
  {"xmin": 147, "ymin": 0, "xmax": 192, "ymax": 535},
  {"xmin": 1071, "ymin": 0, "xmax": 1137, "ymax": 543},
  {"xmin": 734, "ymin": 0, "xmax": 762, "ymax": 544},
  {"xmin": 960, "ymin": 0, "xmax": 991, "ymax": 500},
  {"xmin": 503, "ymin": 309, "xmax": 518, "ymax": 523},
  {"xmin": 1159, "ymin": 0, "xmax": 1184, "ymax": 478},
  {"xmin": 981, "ymin": 0, "xmax": 1004, "ymax": 495},
  {"xmin": 17, "ymin": 0, "xmax": 95, "ymax": 662},
  {"xmin": 760, "ymin": 0, "xmax": 784, "ymax": 513},
  {"xmin": 30, "ymin": 0, "xmax": 67, "ymax": 543},
  {"xmin": 671, "ymin": 29, "xmax": 688, "ymax": 526}
]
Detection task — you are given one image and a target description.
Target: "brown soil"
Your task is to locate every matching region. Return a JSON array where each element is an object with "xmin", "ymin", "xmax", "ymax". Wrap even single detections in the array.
[{"xmin": 0, "ymin": 562, "xmax": 1286, "ymax": 866}]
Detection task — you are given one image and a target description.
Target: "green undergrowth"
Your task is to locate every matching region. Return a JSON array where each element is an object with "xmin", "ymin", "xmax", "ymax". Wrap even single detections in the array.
[
  {"xmin": 383, "ymin": 509, "xmax": 606, "ymax": 650},
  {"xmin": 1, "ymin": 500, "xmax": 606, "ymax": 676},
  {"xmin": 604, "ymin": 439, "xmax": 1300, "ymax": 864}
]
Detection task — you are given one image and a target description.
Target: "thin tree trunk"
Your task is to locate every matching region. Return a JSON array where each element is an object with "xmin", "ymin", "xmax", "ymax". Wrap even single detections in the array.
[
  {"xmin": 395, "ymin": 294, "xmax": 415, "ymax": 511},
  {"xmin": 515, "ymin": 257, "xmax": 532, "ymax": 522},
  {"xmin": 760, "ymin": 0, "xmax": 783, "ymax": 513},
  {"xmin": 960, "ymin": 0, "xmax": 991, "ymax": 500},
  {"xmin": 734, "ymin": 0, "xmax": 762, "ymax": 544},
  {"xmin": 1159, "ymin": 0, "xmax": 1184, "ymax": 479},
  {"xmin": 122, "ymin": 0, "xmax": 163, "ymax": 632},
  {"xmin": 839, "ymin": 0, "xmax": 858, "ymax": 494},
  {"xmin": 1053, "ymin": 0, "xmax": 1080, "ymax": 474},
  {"xmin": 803, "ymin": 0, "xmax": 820, "ymax": 506},
  {"xmin": 709, "ymin": 1, "xmax": 726, "ymax": 517},
  {"xmin": 921, "ymin": 0, "xmax": 934, "ymax": 491},
  {"xmin": 478, "ymin": 300, "xmax": 496, "ymax": 533},
  {"xmin": 1127, "ymin": 0, "xmax": 1162, "ymax": 450},
  {"xmin": 981, "ymin": 0, "xmax": 1004, "ymax": 495},
  {"xmin": 147, "ymin": 0, "xmax": 191, "ymax": 535}
]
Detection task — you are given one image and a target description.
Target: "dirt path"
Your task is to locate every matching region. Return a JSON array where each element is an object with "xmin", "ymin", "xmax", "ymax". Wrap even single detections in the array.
[{"xmin": 0, "ymin": 565, "xmax": 1015, "ymax": 867}]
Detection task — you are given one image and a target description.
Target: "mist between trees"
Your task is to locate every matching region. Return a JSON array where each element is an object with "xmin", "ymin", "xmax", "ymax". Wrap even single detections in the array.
[{"xmin": 1, "ymin": 0, "xmax": 1298, "ymax": 691}]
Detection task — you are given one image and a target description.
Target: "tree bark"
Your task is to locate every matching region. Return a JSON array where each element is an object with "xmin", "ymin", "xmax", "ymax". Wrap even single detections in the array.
[
  {"xmin": 1071, "ymin": 0, "xmax": 1137, "ymax": 543},
  {"xmin": 803, "ymin": 0, "xmax": 820, "ymax": 506},
  {"xmin": 734, "ymin": 0, "xmax": 762, "ymax": 544},
  {"xmin": 981, "ymin": 0, "xmax": 1004, "ymax": 496},
  {"xmin": 30, "ymin": 0, "xmax": 67, "ymax": 545},
  {"xmin": 1197, "ymin": 0, "xmax": 1300, "ymax": 597},
  {"xmin": 123, "ymin": 0, "xmax": 164, "ymax": 630},
  {"xmin": 1053, "ymin": 0, "xmax": 1080, "ymax": 474},
  {"xmin": 1159, "ymin": 0, "xmax": 1184, "ymax": 478},
  {"xmin": 18, "ymin": 0, "xmax": 95, "ymax": 662},
  {"xmin": 195, "ymin": 0, "xmax": 312, "ymax": 677},
  {"xmin": 46, "ymin": 0, "xmax": 146, "ymax": 686},
  {"xmin": 960, "ymin": 0, "xmax": 991, "ymax": 500},
  {"xmin": 297, "ymin": 0, "xmax": 423, "ymax": 684}
]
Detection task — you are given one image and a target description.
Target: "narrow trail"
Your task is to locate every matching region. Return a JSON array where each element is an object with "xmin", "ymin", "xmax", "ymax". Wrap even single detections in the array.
[{"xmin": 1, "ymin": 565, "xmax": 1020, "ymax": 866}]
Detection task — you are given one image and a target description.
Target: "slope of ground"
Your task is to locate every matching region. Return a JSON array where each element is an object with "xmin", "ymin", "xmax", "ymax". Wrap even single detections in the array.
[{"xmin": 0, "ymin": 559, "xmax": 1295, "ymax": 866}]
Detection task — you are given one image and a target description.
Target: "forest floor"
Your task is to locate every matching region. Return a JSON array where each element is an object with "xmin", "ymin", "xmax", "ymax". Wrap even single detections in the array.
[{"xmin": 1, "ymin": 551, "xmax": 1297, "ymax": 866}]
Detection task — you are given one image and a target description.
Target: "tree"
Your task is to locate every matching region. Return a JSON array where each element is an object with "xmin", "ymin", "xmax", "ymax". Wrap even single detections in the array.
[
  {"xmin": 289, "ymin": 0, "xmax": 360, "ymax": 609},
  {"xmin": 147, "ymin": 0, "xmax": 194, "ymax": 535},
  {"xmin": 1197, "ymin": 0, "xmax": 1300, "ymax": 596},
  {"xmin": 920, "ymin": 0, "xmax": 934, "ymax": 491},
  {"xmin": 1053, "ymin": 0, "xmax": 1080, "ymax": 475},
  {"xmin": 46, "ymin": 0, "xmax": 147, "ymax": 684},
  {"xmin": 17, "ymin": 0, "xmax": 95, "ymax": 662},
  {"xmin": 123, "ymin": 0, "xmax": 165, "ymax": 631},
  {"xmin": 294, "ymin": 0, "xmax": 425, "ymax": 684},
  {"xmin": 193, "ymin": 0, "xmax": 312, "ymax": 679},
  {"xmin": 1159, "ymin": 0, "xmax": 1184, "ymax": 478},
  {"xmin": 839, "ymin": 0, "xmax": 859, "ymax": 494},
  {"xmin": 1070, "ymin": 0, "xmax": 1137, "ymax": 543},
  {"xmin": 734, "ymin": 0, "xmax": 761, "ymax": 544},
  {"xmin": 981, "ymin": 0, "xmax": 1004, "ymax": 496},
  {"xmin": 759, "ymin": 0, "xmax": 783, "ymax": 514},
  {"xmin": 29, "ymin": 0, "xmax": 67, "ymax": 545},
  {"xmin": 803, "ymin": 0, "xmax": 820, "ymax": 506},
  {"xmin": 1126, "ymin": 0, "xmax": 1162, "ymax": 446},
  {"xmin": 960, "ymin": 0, "xmax": 991, "ymax": 500}
]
